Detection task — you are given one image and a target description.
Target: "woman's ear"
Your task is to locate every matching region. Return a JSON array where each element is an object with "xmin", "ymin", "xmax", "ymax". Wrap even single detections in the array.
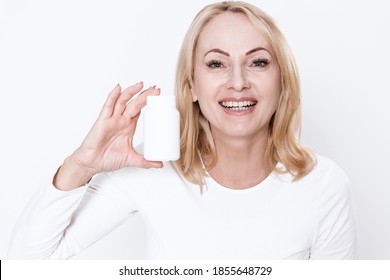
[{"xmin": 190, "ymin": 81, "xmax": 198, "ymax": 102}]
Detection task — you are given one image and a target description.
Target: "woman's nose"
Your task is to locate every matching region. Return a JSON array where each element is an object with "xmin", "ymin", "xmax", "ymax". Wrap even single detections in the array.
[{"xmin": 226, "ymin": 65, "xmax": 250, "ymax": 92}]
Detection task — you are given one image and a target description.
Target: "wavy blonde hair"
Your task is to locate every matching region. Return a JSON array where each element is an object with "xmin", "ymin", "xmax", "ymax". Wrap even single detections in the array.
[{"xmin": 175, "ymin": 1, "xmax": 315, "ymax": 188}]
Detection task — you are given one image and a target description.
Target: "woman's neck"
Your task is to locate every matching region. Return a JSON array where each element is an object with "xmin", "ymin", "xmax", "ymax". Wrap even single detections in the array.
[{"xmin": 204, "ymin": 132, "xmax": 271, "ymax": 190}]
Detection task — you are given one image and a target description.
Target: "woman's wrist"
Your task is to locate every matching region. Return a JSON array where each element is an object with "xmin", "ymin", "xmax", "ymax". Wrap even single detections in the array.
[{"xmin": 52, "ymin": 155, "xmax": 96, "ymax": 191}]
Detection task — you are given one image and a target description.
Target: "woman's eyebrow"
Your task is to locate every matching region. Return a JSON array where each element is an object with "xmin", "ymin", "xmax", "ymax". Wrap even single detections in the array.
[
  {"xmin": 204, "ymin": 49, "xmax": 230, "ymax": 57},
  {"xmin": 204, "ymin": 47, "xmax": 270, "ymax": 58},
  {"xmin": 246, "ymin": 47, "xmax": 269, "ymax": 56}
]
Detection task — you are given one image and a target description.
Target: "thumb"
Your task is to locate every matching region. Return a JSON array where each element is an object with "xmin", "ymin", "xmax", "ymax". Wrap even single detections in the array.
[
  {"xmin": 126, "ymin": 151, "xmax": 163, "ymax": 169},
  {"xmin": 141, "ymin": 158, "xmax": 164, "ymax": 169}
]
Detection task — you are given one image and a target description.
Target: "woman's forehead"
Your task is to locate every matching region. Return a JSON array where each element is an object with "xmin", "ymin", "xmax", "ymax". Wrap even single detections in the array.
[{"xmin": 196, "ymin": 12, "xmax": 272, "ymax": 55}]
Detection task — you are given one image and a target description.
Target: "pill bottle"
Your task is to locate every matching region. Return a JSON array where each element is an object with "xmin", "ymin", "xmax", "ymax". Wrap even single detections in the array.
[{"xmin": 144, "ymin": 95, "xmax": 180, "ymax": 161}]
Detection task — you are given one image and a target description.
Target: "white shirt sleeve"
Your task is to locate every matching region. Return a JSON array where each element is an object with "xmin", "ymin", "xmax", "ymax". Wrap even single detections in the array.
[
  {"xmin": 309, "ymin": 161, "xmax": 358, "ymax": 259},
  {"xmin": 7, "ymin": 172, "xmax": 136, "ymax": 259}
]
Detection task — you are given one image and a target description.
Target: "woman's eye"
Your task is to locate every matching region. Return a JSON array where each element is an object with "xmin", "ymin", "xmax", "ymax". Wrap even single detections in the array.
[
  {"xmin": 207, "ymin": 60, "xmax": 223, "ymax": 68},
  {"xmin": 251, "ymin": 59, "xmax": 269, "ymax": 67}
]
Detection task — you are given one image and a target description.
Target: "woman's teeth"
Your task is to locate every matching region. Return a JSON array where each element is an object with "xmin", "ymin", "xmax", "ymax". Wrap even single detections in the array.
[{"xmin": 219, "ymin": 101, "xmax": 257, "ymax": 111}]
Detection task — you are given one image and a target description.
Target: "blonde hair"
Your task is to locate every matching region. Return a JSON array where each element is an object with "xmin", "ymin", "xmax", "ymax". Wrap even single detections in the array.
[{"xmin": 175, "ymin": 1, "xmax": 315, "ymax": 188}]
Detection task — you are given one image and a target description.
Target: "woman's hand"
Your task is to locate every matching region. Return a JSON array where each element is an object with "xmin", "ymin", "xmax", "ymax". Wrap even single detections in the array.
[{"xmin": 53, "ymin": 82, "xmax": 163, "ymax": 190}]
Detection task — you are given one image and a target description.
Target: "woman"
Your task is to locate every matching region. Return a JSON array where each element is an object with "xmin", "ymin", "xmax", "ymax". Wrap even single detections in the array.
[{"xmin": 8, "ymin": 1, "xmax": 357, "ymax": 259}]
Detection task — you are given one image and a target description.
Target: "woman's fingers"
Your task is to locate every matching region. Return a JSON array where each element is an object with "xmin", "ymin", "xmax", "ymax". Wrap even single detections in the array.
[
  {"xmin": 99, "ymin": 84, "xmax": 122, "ymax": 119},
  {"xmin": 123, "ymin": 87, "xmax": 160, "ymax": 118},
  {"xmin": 99, "ymin": 82, "xmax": 159, "ymax": 120},
  {"xmin": 113, "ymin": 82, "xmax": 144, "ymax": 116}
]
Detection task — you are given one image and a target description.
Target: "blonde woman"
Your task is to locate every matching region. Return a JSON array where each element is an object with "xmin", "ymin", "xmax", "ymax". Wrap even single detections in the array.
[{"xmin": 8, "ymin": 1, "xmax": 357, "ymax": 259}]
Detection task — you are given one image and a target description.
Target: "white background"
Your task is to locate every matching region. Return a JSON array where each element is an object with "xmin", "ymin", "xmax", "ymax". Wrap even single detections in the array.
[{"xmin": 0, "ymin": 0, "xmax": 389, "ymax": 259}]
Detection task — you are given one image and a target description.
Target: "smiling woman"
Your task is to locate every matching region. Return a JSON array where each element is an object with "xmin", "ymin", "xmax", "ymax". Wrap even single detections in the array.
[
  {"xmin": 176, "ymin": 3, "xmax": 314, "ymax": 189},
  {"xmin": 7, "ymin": 1, "xmax": 357, "ymax": 260},
  {"xmin": 191, "ymin": 12, "xmax": 282, "ymax": 188}
]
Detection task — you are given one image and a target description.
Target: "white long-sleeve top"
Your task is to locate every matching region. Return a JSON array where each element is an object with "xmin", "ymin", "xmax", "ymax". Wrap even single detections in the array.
[{"xmin": 7, "ymin": 154, "xmax": 357, "ymax": 259}]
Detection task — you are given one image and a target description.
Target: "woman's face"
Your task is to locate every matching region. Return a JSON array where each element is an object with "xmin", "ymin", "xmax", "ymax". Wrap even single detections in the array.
[{"xmin": 191, "ymin": 12, "xmax": 281, "ymax": 141}]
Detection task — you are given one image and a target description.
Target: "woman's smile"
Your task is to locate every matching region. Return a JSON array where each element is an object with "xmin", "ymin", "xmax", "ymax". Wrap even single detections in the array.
[{"xmin": 218, "ymin": 97, "xmax": 258, "ymax": 115}]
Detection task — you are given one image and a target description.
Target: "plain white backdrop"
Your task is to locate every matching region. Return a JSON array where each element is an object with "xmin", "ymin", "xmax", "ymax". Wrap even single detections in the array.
[{"xmin": 0, "ymin": 0, "xmax": 389, "ymax": 259}]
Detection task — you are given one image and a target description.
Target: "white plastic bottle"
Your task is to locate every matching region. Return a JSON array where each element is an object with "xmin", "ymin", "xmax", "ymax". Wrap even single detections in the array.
[{"xmin": 144, "ymin": 95, "xmax": 180, "ymax": 161}]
